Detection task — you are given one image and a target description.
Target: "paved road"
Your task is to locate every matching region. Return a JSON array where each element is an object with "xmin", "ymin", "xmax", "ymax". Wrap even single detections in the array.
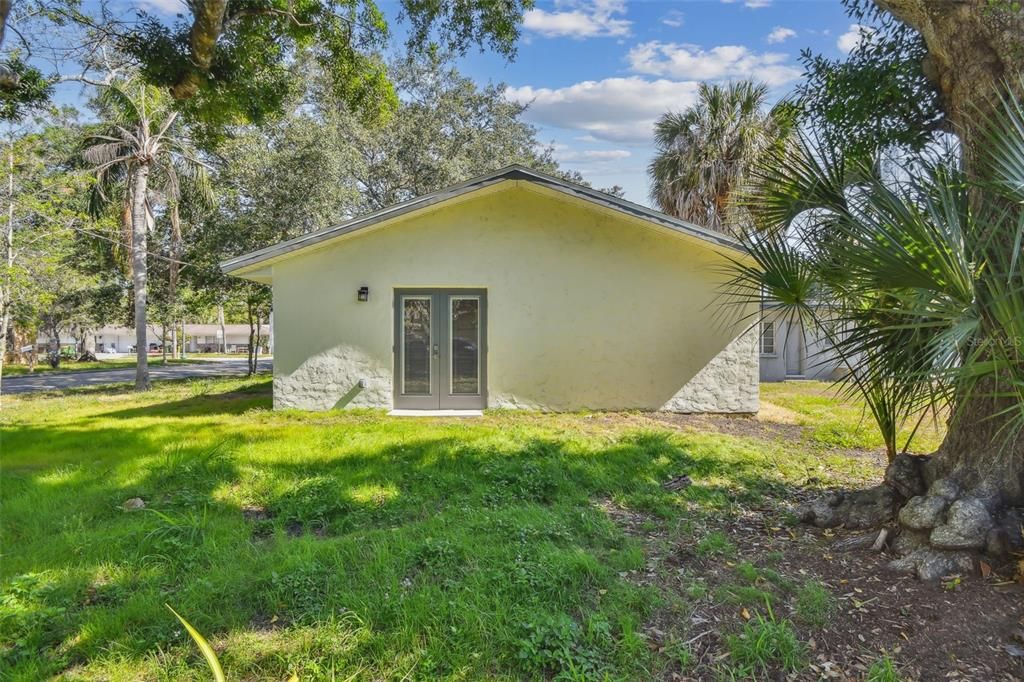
[{"xmin": 2, "ymin": 359, "xmax": 272, "ymax": 395}]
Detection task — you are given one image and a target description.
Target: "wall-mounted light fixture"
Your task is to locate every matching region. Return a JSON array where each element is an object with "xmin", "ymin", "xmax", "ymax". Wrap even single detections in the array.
[{"xmin": 357, "ymin": 286, "xmax": 369, "ymax": 302}]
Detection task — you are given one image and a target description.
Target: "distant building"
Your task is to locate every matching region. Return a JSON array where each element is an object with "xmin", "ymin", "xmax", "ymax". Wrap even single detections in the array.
[{"xmin": 36, "ymin": 323, "xmax": 271, "ymax": 355}]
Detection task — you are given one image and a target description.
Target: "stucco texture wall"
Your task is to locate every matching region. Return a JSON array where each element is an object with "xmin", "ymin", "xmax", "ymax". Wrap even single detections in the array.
[{"xmin": 269, "ymin": 183, "xmax": 758, "ymax": 413}]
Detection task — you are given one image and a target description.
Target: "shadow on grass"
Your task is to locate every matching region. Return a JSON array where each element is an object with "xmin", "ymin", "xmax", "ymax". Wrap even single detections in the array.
[
  {"xmin": 98, "ymin": 379, "xmax": 273, "ymax": 419},
  {"xmin": 1, "ymin": 401, "xmax": 809, "ymax": 678}
]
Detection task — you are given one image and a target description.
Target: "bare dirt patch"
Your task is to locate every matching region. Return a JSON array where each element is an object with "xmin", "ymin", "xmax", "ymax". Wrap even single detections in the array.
[{"xmin": 646, "ymin": 410, "xmax": 807, "ymax": 443}]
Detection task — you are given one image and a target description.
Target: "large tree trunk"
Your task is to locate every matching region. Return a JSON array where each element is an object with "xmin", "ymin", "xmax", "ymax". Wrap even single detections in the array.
[
  {"xmin": 131, "ymin": 164, "xmax": 152, "ymax": 391},
  {"xmin": 171, "ymin": 0, "xmax": 229, "ymax": 99},
  {"xmin": 803, "ymin": 1, "xmax": 1024, "ymax": 579}
]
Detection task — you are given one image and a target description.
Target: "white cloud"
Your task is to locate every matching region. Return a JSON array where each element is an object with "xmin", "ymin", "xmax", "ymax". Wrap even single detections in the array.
[
  {"xmin": 507, "ymin": 77, "xmax": 700, "ymax": 143},
  {"xmin": 556, "ymin": 148, "xmax": 632, "ymax": 162},
  {"xmin": 626, "ymin": 41, "xmax": 801, "ymax": 87},
  {"xmin": 766, "ymin": 26, "xmax": 796, "ymax": 44},
  {"xmin": 138, "ymin": 0, "xmax": 186, "ymax": 13},
  {"xmin": 744, "ymin": 0, "xmax": 771, "ymax": 8},
  {"xmin": 837, "ymin": 23, "xmax": 875, "ymax": 53},
  {"xmin": 660, "ymin": 10, "xmax": 684, "ymax": 28},
  {"xmin": 523, "ymin": 0, "xmax": 631, "ymax": 39}
]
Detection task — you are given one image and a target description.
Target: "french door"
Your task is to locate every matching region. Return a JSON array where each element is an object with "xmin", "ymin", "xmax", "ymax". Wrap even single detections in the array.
[{"xmin": 394, "ymin": 289, "xmax": 487, "ymax": 409}]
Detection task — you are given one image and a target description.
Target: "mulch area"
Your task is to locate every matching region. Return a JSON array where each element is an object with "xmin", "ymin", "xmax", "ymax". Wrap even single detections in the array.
[
  {"xmin": 596, "ymin": 409, "xmax": 1024, "ymax": 681},
  {"xmin": 605, "ymin": 494, "xmax": 1024, "ymax": 681}
]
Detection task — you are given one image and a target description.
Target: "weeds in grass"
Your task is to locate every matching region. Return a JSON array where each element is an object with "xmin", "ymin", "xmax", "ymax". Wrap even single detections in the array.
[
  {"xmin": 0, "ymin": 573, "xmax": 68, "ymax": 667},
  {"xmin": 515, "ymin": 612, "xmax": 606, "ymax": 679},
  {"xmin": 725, "ymin": 602, "xmax": 804, "ymax": 676},
  {"xmin": 695, "ymin": 531, "xmax": 736, "ymax": 558},
  {"xmin": 136, "ymin": 507, "xmax": 209, "ymax": 566},
  {"xmin": 794, "ymin": 581, "xmax": 835, "ymax": 627},
  {"xmin": 867, "ymin": 654, "xmax": 901, "ymax": 681},
  {"xmin": 717, "ymin": 583, "xmax": 775, "ymax": 607},
  {"xmin": 735, "ymin": 561, "xmax": 760, "ymax": 583},
  {"xmin": 661, "ymin": 636, "xmax": 694, "ymax": 672},
  {"xmin": 266, "ymin": 564, "xmax": 334, "ymax": 622}
]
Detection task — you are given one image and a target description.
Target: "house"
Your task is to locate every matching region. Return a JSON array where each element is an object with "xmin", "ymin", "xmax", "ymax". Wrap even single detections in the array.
[
  {"xmin": 758, "ymin": 305, "xmax": 847, "ymax": 382},
  {"xmin": 222, "ymin": 166, "xmax": 759, "ymax": 413}
]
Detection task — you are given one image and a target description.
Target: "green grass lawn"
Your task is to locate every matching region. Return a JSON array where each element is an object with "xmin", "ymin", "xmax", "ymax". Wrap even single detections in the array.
[
  {"xmin": 761, "ymin": 381, "xmax": 945, "ymax": 453},
  {"xmin": 1, "ymin": 379, "xmax": 900, "ymax": 680},
  {"xmin": 3, "ymin": 357, "xmax": 215, "ymax": 377}
]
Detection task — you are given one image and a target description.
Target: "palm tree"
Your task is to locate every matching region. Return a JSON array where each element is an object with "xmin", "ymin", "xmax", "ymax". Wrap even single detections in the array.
[
  {"xmin": 84, "ymin": 81, "xmax": 210, "ymax": 390},
  {"xmin": 723, "ymin": 84, "xmax": 1024, "ymax": 572},
  {"xmin": 649, "ymin": 80, "xmax": 792, "ymax": 234}
]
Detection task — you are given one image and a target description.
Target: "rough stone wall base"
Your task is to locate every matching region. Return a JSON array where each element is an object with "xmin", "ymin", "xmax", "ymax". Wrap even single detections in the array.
[
  {"xmin": 274, "ymin": 330, "xmax": 760, "ymax": 414},
  {"xmin": 274, "ymin": 346, "xmax": 392, "ymax": 411},
  {"xmin": 660, "ymin": 327, "xmax": 760, "ymax": 413}
]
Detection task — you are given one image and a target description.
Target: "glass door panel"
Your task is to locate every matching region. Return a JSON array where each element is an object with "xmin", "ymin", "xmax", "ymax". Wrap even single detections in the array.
[
  {"xmin": 449, "ymin": 297, "xmax": 480, "ymax": 396},
  {"xmin": 397, "ymin": 295, "xmax": 436, "ymax": 407}
]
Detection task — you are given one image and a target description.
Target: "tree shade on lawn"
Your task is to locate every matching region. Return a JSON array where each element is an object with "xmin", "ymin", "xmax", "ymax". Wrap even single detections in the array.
[
  {"xmin": 724, "ymin": 84, "xmax": 1024, "ymax": 578},
  {"xmin": 3, "ymin": 377, "xmax": 898, "ymax": 679}
]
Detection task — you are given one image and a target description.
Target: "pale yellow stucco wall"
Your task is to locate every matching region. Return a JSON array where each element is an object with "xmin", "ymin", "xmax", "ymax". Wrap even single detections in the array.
[{"xmin": 267, "ymin": 182, "xmax": 759, "ymax": 412}]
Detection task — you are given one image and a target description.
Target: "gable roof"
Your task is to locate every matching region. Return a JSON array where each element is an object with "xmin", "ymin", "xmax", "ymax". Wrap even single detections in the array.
[{"xmin": 221, "ymin": 164, "xmax": 744, "ymax": 279}]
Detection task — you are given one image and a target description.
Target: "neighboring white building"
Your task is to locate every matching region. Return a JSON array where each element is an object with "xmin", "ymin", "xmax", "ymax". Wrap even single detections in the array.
[
  {"xmin": 759, "ymin": 306, "xmax": 847, "ymax": 382},
  {"xmin": 222, "ymin": 165, "xmax": 760, "ymax": 413},
  {"xmin": 37, "ymin": 323, "xmax": 270, "ymax": 354}
]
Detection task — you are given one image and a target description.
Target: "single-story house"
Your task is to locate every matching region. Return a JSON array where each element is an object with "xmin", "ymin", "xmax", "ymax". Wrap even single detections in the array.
[
  {"xmin": 759, "ymin": 305, "xmax": 848, "ymax": 382},
  {"xmin": 222, "ymin": 165, "xmax": 759, "ymax": 413},
  {"xmin": 37, "ymin": 324, "xmax": 270, "ymax": 355}
]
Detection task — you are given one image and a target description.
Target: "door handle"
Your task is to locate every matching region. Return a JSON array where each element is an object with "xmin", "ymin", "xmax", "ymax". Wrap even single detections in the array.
[{"xmin": 432, "ymin": 344, "xmax": 439, "ymax": 358}]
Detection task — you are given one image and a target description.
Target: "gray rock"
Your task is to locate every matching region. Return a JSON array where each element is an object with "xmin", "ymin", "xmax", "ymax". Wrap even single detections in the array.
[
  {"xmin": 971, "ymin": 480, "xmax": 1003, "ymax": 512},
  {"xmin": 898, "ymin": 495, "xmax": 949, "ymax": 530},
  {"xmin": 799, "ymin": 485, "xmax": 899, "ymax": 530},
  {"xmin": 930, "ymin": 498, "xmax": 993, "ymax": 550},
  {"xmin": 887, "ymin": 548, "xmax": 975, "ymax": 580},
  {"xmin": 928, "ymin": 478, "xmax": 961, "ymax": 501},
  {"xmin": 985, "ymin": 528, "xmax": 1012, "ymax": 557},
  {"xmin": 892, "ymin": 528, "xmax": 930, "ymax": 555},
  {"xmin": 122, "ymin": 497, "xmax": 146, "ymax": 511},
  {"xmin": 884, "ymin": 454, "xmax": 929, "ymax": 499}
]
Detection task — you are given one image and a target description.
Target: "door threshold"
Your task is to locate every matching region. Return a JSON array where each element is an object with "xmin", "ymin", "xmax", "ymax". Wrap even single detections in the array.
[{"xmin": 388, "ymin": 409, "xmax": 484, "ymax": 417}]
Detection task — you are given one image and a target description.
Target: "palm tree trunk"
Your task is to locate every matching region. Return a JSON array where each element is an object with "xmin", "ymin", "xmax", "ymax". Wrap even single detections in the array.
[
  {"xmin": 218, "ymin": 304, "xmax": 226, "ymax": 354},
  {"xmin": 131, "ymin": 163, "xmax": 151, "ymax": 391},
  {"xmin": 0, "ymin": 140, "xmax": 13, "ymax": 405}
]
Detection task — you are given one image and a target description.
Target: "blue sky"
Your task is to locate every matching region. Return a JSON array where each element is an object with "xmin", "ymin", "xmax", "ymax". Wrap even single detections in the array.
[
  {"xmin": 447, "ymin": 0, "xmax": 869, "ymax": 203},
  {"xmin": 60, "ymin": 0, "xmax": 871, "ymax": 205}
]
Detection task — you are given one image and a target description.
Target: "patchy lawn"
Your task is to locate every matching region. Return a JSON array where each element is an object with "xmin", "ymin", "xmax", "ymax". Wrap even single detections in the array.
[
  {"xmin": 761, "ymin": 381, "xmax": 946, "ymax": 454},
  {"xmin": 2, "ymin": 379, "xmax": 1021, "ymax": 680}
]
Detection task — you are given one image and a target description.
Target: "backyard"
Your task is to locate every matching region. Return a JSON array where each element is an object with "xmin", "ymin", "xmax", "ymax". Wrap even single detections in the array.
[{"xmin": 1, "ymin": 379, "xmax": 1020, "ymax": 680}]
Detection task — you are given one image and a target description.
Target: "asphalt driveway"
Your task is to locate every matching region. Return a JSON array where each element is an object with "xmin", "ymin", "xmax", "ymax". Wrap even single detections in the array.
[{"xmin": 2, "ymin": 359, "xmax": 272, "ymax": 395}]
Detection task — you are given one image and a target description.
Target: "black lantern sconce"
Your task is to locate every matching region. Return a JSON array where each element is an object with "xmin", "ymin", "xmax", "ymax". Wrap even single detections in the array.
[{"xmin": 357, "ymin": 286, "xmax": 370, "ymax": 302}]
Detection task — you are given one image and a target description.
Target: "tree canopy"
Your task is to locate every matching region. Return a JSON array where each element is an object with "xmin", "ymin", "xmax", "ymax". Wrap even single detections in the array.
[{"xmin": 0, "ymin": 0, "xmax": 533, "ymax": 128}]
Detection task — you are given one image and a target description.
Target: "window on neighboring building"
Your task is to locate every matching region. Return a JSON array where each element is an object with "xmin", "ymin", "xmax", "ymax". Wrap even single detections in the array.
[{"xmin": 760, "ymin": 321, "xmax": 775, "ymax": 355}]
